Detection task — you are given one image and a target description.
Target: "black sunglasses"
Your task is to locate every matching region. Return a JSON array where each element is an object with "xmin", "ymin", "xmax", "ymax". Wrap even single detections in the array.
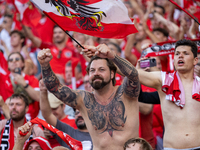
[{"xmin": 8, "ymin": 57, "xmax": 21, "ymax": 62}]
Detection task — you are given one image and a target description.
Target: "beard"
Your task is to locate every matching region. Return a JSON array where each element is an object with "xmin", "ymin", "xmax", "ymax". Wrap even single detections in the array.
[
  {"xmin": 76, "ymin": 117, "xmax": 87, "ymax": 130},
  {"xmin": 90, "ymin": 75, "xmax": 111, "ymax": 90},
  {"xmin": 10, "ymin": 109, "xmax": 26, "ymax": 121}
]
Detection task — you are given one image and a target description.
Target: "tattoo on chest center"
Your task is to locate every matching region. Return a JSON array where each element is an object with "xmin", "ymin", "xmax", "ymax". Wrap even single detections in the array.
[{"xmin": 84, "ymin": 87, "xmax": 127, "ymax": 137}]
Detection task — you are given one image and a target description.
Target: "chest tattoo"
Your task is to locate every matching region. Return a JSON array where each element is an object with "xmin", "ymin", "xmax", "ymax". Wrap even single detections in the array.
[{"xmin": 84, "ymin": 87, "xmax": 127, "ymax": 137}]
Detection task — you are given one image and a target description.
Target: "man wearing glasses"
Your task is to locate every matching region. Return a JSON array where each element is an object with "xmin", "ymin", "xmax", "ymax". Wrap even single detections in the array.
[{"xmin": 7, "ymin": 52, "xmax": 40, "ymax": 120}]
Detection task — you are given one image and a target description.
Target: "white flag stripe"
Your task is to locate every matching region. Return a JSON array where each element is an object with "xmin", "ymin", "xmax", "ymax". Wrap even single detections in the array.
[{"xmin": 31, "ymin": 0, "xmax": 133, "ymax": 24}]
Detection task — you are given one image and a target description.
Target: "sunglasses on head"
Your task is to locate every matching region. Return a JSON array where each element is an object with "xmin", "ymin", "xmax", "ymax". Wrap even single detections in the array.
[{"xmin": 8, "ymin": 57, "xmax": 21, "ymax": 62}]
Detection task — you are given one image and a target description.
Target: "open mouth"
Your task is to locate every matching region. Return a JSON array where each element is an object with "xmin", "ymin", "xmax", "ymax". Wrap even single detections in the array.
[{"xmin": 178, "ymin": 60, "xmax": 184, "ymax": 65}]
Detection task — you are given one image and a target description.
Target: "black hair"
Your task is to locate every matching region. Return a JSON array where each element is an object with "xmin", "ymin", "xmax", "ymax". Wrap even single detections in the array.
[
  {"xmin": 10, "ymin": 93, "xmax": 29, "ymax": 107},
  {"xmin": 175, "ymin": 39, "xmax": 198, "ymax": 58},
  {"xmin": 154, "ymin": 3, "xmax": 165, "ymax": 15},
  {"xmin": 86, "ymin": 56, "xmax": 117, "ymax": 86},
  {"xmin": 153, "ymin": 27, "xmax": 169, "ymax": 38}
]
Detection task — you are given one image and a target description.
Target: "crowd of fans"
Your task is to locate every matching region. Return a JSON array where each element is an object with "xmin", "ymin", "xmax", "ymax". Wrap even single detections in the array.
[{"xmin": 0, "ymin": 0, "xmax": 200, "ymax": 149}]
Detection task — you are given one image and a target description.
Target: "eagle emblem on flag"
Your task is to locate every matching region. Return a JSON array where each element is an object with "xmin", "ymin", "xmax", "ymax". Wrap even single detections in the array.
[{"xmin": 45, "ymin": 0, "xmax": 106, "ymax": 31}]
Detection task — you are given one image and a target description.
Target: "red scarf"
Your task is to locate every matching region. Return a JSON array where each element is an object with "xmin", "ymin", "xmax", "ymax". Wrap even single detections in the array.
[
  {"xmin": 162, "ymin": 71, "xmax": 200, "ymax": 108},
  {"xmin": 19, "ymin": 117, "xmax": 83, "ymax": 150},
  {"xmin": 0, "ymin": 118, "xmax": 31, "ymax": 150}
]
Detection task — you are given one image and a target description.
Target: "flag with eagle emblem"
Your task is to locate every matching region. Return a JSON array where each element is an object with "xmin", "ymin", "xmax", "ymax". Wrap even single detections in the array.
[{"xmin": 31, "ymin": 0, "xmax": 138, "ymax": 39}]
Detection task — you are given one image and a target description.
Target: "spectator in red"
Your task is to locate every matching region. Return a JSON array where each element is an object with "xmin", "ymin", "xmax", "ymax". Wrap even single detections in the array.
[
  {"xmin": 0, "ymin": 93, "xmax": 44, "ymax": 150},
  {"xmin": 7, "ymin": 52, "xmax": 40, "ymax": 119},
  {"xmin": 23, "ymin": 25, "xmax": 76, "ymax": 76}
]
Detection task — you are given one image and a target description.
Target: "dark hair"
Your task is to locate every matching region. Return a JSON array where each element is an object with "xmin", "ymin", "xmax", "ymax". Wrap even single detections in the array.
[
  {"xmin": 175, "ymin": 39, "xmax": 197, "ymax": 58},
  {"xmin": 154, "ymin": 3, "xmax": 165, "ymax": 15},
  {"xmin": 86, "ymin": 56, "xmax": 117, "ymax": 86},
  {"xmin": 10, "ymin": 93, "xmax": 29, "ymax": 107},
  {"xmin": 124, "ymin": 138, "xmax": 153, "ymax": 150},
  {"xmin": 4, "ymin": 14, "xmax": 13, "ymax": 19},
  {"xmin": 153, "ymin": 27, "xmax": 169, "ymax": 38},
  {"xmin": 8, "ymin": 52, "xmax": 25, "ymax": 70},
  {"xmin": 10, "ymin": 30, "xmax": 26, "ymax": 47},
  {"xmin": 107, "ymin": 42, "xmax": 122, "ymax": 54}
]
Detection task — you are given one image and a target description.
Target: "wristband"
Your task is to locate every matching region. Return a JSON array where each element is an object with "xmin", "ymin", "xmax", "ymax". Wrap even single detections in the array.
[{"xmin": 24, "ymin": 83, "xmax": 29, "ymax": 89}]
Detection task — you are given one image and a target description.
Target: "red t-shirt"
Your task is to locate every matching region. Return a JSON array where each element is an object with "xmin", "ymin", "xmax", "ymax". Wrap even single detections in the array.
[
  {"xmin": 40, "ymin": 42, "xmax": 76, "ymax": 75},
  {"xmin": 23, "ymin": 74, "xmax": 40, "ymax": 120},
  {"xmin": 32, "ymin": 17, "xmax": 55, "ymax": 43}
]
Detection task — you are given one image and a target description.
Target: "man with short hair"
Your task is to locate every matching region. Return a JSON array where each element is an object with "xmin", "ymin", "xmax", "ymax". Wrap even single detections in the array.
[
  {"xmin": 37, "ymin": 43, "xmax": 140, "ymax": 150},
  {"xmin": 24, "ymin": 25, "xmax": 76, "ymax": 75},
  {"xmin": 137, "ymin": 39, "xmax": 200, "ymax": 149},
  {"xmin": 0, "ymin": 93, "xmax": 44, "ymax": 150}
]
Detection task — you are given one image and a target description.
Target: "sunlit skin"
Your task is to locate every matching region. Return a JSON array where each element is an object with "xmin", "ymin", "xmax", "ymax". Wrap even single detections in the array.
[
  {"xmin": 10, "ymin": 33, "xmax": 24, "ymax": 48},
  {"xmin": 8, "ymin": 53, "xmax": 24, "ymax": 73},
  {"xmin": 9, "ymin": 98, "xmax": 28, "ymax": 121},
  {"xmin": 53, "ymin": 27, "xmax": 66, "ymax": 44},
  {"xmin": 174, "ymin": 46, "xmax": 198, "ymax": 73},
  {"xmin": 28, "ymin": 141, "xmax": 42, "ymax": 150},
  {"xmin": 125, "ymin": 143, "xmax": 141, "ymax": 150},
  {"xmin": 88, "ymin": 59, "xmax": 114, "ymax": 90}
]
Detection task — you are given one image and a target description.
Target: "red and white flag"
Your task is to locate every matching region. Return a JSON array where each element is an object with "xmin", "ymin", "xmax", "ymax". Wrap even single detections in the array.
[
  {"xmin": 31, "ymin": 0, "xmax": 138, "ymax": 39},
  {"xmin": 14, "ymin": 0, "xmax": 41, "ymax": 27}
]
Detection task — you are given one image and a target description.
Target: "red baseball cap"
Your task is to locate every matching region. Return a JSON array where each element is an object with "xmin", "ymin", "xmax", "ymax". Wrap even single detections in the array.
[{"xmin": 24, "ymin": 136, "xmax": 52, "ymax": 150}]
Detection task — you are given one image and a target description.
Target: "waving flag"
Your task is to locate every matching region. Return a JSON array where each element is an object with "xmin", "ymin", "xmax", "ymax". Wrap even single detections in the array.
[
  {"xmin": 31, "ymin": 0, "xmax": 137, "ymax": 39},
  {"xmin": 20, "ymin": 117, "xmax": 83, "ymax": 150},
  {"xmin": 14, "ymin": 0, "xmax": 41, "ymax": 27}
]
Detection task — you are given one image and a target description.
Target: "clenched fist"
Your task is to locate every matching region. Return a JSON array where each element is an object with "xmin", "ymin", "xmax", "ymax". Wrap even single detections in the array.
[{"xmin": 37, "ymin": 48, "xmax": 53, "ymax": 67}]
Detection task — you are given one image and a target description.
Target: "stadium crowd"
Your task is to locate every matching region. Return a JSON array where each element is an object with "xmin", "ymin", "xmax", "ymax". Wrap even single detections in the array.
[{"xmin": 0, "ymin": 0, "xmax": 200, "ymax": 150}]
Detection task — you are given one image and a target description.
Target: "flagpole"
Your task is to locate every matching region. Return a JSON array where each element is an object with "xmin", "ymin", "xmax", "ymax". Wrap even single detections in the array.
[
  {"xmin": 168, "ymin": 0, "xmax": 200, "ymax": 26},
  {"xmin": 43, "ymin": 11, "xmax": 85, "ymax": 49}
]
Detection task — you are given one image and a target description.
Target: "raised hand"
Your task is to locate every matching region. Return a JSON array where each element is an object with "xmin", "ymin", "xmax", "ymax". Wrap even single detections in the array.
[
  {"xmin": 82, "ymin": 44, "xmax": 116, "ymax": 59},
  {"xmin": 37, "ymin": 48, "xmax": 53, "ymax": 67},
  {"xmin": 39, "ymin": 79, "xmax": 47, "ymax": 92},
  {"xmin": 17, "ymin": 122, "xmax": 33, "ymax": 142}
]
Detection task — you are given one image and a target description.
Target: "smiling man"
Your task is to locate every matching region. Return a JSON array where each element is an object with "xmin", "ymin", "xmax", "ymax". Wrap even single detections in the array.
[
  {"xmin": 37, "ymin": 43, "xmax": 140, "ymax": 150},
  {"xmin": 136, "ymin": 39, "xmax": 200, "ymax": 149}
]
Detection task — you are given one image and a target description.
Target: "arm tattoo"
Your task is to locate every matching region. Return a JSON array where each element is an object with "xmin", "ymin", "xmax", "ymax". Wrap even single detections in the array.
[
  {"xmin": 112, "ymin": 55, "xmax": 140, "ymax": 97},
  {"xmin": 42, "ymin": 64, "xmax": 78, "ymax": 107}
]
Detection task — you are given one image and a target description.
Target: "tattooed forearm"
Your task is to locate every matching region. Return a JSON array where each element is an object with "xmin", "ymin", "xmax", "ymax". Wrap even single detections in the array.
[
  {"xmin": 112, "ymin": 55, "xmax": 140, "ymax": 97},
  {"xmin": 42, "ymin": 64, "xmax": 60, "ymax": 92},
  {"xmin": 112, "ymin": 55, "xmax": 138, "ymax": 79},
  {"xmin": 42, "ymin": 64, "xmax": 78, "ymax": 107}
]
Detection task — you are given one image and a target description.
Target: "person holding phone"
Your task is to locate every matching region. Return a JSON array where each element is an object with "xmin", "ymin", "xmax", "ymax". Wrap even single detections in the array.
[{"xmin": 7, "ymin": 52, "xmax": 40, "ymax": 120}]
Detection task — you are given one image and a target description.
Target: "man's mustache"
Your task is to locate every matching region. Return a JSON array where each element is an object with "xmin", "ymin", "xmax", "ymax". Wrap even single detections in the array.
[{"xmin": 92, "ymin": 75, "xmax": 103, "ymax": 81}]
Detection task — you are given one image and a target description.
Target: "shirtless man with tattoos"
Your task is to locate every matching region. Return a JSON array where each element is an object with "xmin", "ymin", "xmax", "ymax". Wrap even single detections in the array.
[{"xmin": 37, "ymin": 44, "xmax": 140, "ymax": 150}]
